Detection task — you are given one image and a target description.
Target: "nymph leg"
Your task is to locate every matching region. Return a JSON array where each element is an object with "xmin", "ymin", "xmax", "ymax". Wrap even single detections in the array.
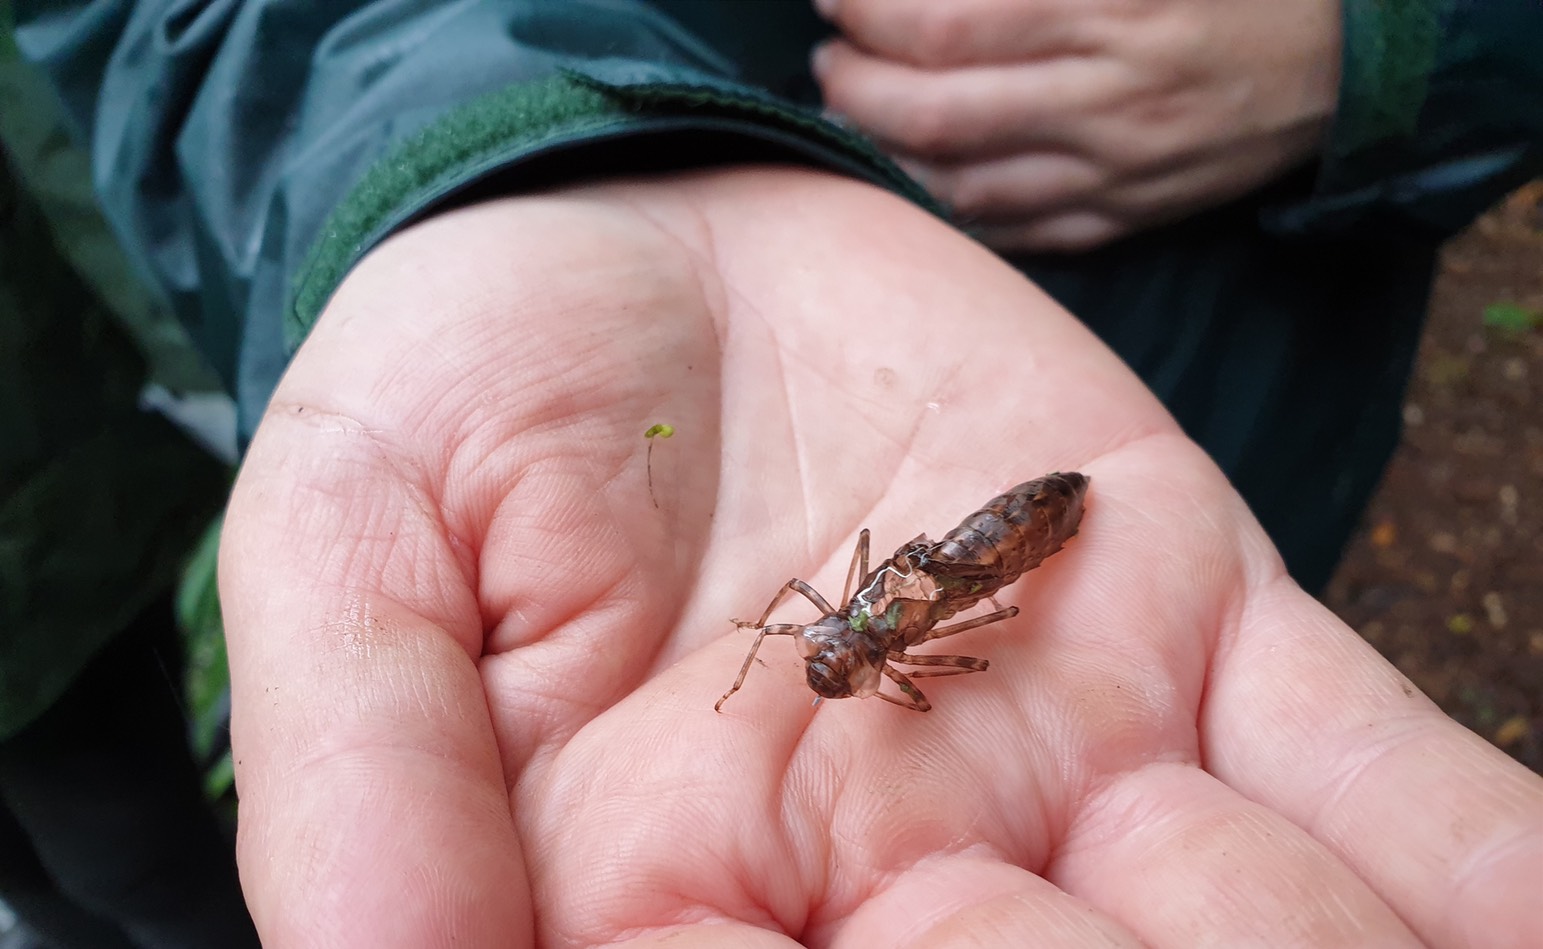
[
  {"xmin": 876, "ymin": 665, "xmax": 932, "ymax": 711},
  {"xmin": 715, "ymin": 623, "xmax": 807, "ymax": 711},
  {"xmin": 889, "ymin": 651, "xmax": 990, "ymax": 676},
  {"xmin": 911, "ymin": 605, "xmax": 1018, "ymax": 644},
  {"xmin": 840, "ymin": 529, "xmax": 870, "ymax": 605}
]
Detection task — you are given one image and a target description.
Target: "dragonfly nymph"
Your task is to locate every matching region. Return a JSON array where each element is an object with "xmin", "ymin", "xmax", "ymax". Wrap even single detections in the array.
[{"xmin": 715, "ymin": 472, "xmax": 1089, "ymax": 712}]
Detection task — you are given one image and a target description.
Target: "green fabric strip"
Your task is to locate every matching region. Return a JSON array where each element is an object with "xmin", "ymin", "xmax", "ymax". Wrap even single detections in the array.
[
  {"xmin": 564, "ymin": 68, "xmax": 936, "ymax": 211},
  {"xmin": 289, "ymin": 69, "xmax": 939, "ymax": 345},
  {"xmin": 289, "ymin": 75, "xmax": 622, "ymax": 344},
  {"xmin": 1334, "ymin": 0, "xmax": 1450, "ymax": 153}
]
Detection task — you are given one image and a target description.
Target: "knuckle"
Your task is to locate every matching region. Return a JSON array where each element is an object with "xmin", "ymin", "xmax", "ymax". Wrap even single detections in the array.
[
  {"xmin": 942, "ymin": 172, "xmax": 994, "ymax": 217},
  {"xmin": 893, "ymin": 95, "xmax": 958, "ymax": 154},
  {"xmin": 907, "ymin": 7, "xmax": 977, "ymax": 66}
]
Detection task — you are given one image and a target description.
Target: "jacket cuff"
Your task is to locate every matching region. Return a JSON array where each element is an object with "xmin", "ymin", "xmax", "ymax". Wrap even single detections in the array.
[
  {"xmin": 289, "ymin": 64, "xmax": 937, "ymax": 346},
  {"xmin": 1267, "ymin": 0, "xmax": 1543, "ymax": 239}
]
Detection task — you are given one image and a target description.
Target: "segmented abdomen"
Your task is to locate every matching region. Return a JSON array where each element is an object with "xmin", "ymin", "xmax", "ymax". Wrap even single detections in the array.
[{"xmin": 921, "ymin": 472, "xmax": 1089, "ymax": 608}]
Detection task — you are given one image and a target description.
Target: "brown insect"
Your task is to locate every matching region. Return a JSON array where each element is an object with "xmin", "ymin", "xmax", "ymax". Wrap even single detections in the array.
[{"xmin": 715, "ymin": 472, "xmax": 1089, "ymax": 712}]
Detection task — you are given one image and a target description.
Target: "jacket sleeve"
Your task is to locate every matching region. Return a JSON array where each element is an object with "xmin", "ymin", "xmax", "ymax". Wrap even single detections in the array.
[
  {"xmin": 1271, "ymin": 0, "xmax": 1543, "ymax": 238},
  {"xmin": 11, "ymin": 1, "xmax": 928, "ymax": 440}
]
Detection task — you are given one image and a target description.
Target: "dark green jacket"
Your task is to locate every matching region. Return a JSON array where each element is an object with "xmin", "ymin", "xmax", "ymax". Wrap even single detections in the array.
[{"xmin": 3, "ymin": 1, "xmax": 1540, "ymax": 733}]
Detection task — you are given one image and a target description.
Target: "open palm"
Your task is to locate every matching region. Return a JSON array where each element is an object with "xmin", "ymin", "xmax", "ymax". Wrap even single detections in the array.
[{"xmin": 221, "ymin": 169, "xmax": 1541, "ymax": 948}]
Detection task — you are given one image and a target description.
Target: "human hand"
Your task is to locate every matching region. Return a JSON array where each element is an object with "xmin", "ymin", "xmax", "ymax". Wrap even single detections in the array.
[
  {"xmin": 811, "ymin": 0, "xmax": 1341, "ymax": 251},
  {"xmin": 221, "ymin": 168, "xmax": 1541, "ymax": 947}
]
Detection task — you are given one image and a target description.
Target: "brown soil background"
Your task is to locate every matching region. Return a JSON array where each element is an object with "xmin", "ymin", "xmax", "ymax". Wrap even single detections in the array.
[{"xmin": 1323, "ymin": 183, "xmax": 1543, "ymax": 774}]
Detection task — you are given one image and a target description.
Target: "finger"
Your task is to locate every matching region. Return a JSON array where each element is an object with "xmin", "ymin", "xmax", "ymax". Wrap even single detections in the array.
[
  {"xmin": 814, "ymin": 39, "xmax": 1116, "ymax": 159},
  {"xmin": 1053, "ymin": 763, "xmax": 1422, "ymax": 947},
  {"xmin": 519, "ymin": 637, "xmax": 824, "ymax": 946},
  {"xmin": 908, "ymin": 155, "xmax": 1255, "ymax": 254},
  {"xmin": 1070, "ymin": 129, "xmax": 1322, "ymax": 226},
  {"xmin": 902, "ymin": 140, "xmax": 1251, "ymax": 223},
  {"xmin": 820, "ymin": 0, "xmax": 1094, "ymax": 67},
  {"xmin": 914, "ymin": 131, "xmax": 1319, "ymax": 252},
  {"xmin": 896, "ymin": 151, "xmax": 1107, "ymax": 226},
  {"xmin": 612, "ymin": 925, "xmax": 797, "ymax": 948},
  {"xmin": 971, "ymin": 212, "xmax": 1128, "ymax": 254},
  {"xmin": 834, "ymin": 853, "xmax": 1143, "ymax": 948},
  {"xmin": 223, "ymin": 393, "xmax": 527, "ymax": 941},
  {"xmin": 527, "ymin": 640, "xmax": 1148, "ymax": 948},
  {"xmin": 1204, "ymin": 583, "xmax": 1543, "ymax": 948}
]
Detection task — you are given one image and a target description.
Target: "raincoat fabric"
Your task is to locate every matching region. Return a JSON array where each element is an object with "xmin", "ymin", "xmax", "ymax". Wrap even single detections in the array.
[{"xmin": 3, "ymin": 0, "xmax": 1541, "ymax": 732}]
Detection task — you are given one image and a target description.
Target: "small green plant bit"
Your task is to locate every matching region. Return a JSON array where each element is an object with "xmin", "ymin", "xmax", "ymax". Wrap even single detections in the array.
[{"xmin": 644, "ymin": 423, "xmax": 675, "ymax": 508}]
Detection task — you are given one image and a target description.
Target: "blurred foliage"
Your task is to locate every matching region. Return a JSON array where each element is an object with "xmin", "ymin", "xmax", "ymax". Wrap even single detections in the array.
[
  {"xmin": 176, "ymin": 513, "xmax": 234, "ymax": 801},
  {"xmin": 1482, "ymin": 301, "xmax": 1542, "ymax": 333}
]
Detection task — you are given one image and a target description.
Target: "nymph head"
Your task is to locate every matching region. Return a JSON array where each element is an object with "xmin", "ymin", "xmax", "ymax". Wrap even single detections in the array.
[{"xmin": 796, "ymin": 616, "xmax": 884, "ymax": 699}]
